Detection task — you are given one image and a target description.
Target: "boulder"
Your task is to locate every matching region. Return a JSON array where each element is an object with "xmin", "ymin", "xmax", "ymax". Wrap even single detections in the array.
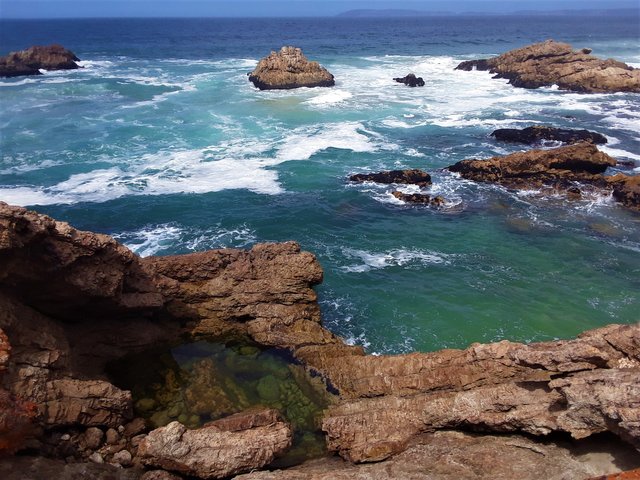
[
  {"xmin": 447, "ymin": 142, "xmax": 616, "ymax": 189},
  {"xmin": 393, "ymin": 73, "xmax": 425, "ymax": 87},
  {"xmin": 491, "ymin": 125, "xmax": 607, "ymax": 145},
  {"xmin": 248, "ymin": 46, "xmax": 334, "ymax": 90},
  {"xmin": 606, "ymin": 174, "xmax": 640, "ymax": 212},
  {"xmin": 391, "ymin": 191, "xmax": 445, "ymax": 206},
  {"xmin": 138, "ymin": 409, "xmax": 292, "ymax": 479},
  {"xmin": 455, "ymin": 40, "xmax": 640, "ymax": 93},
  {"xmin": 349, "ymin": 169, "xmax": 432, "ymax": 187},
  {"xmin": 0, "ymin": 44, "xmax": 81, "ymax": 78}
]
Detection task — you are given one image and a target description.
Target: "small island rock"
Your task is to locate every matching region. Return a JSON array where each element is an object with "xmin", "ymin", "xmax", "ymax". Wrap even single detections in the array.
[
  {"xmin": 393, "ymin": 73, "xmax": 425, "ymax": 87},
  {"xmin": 248, "ymin": 46, "xmax": 335, "ymax": 90},
  {"xmin": 456, "ymin": 40, "xmax": 640, "ymax": 93},
  {"xmin": 0, "ymin": 44, "xmax": 81, "ymax": 78},
  {"xmin": 349, "ymin": 169, "xmax": 432, "ymax": 187},
  {"xmin": 491, "ymin": 126, "xmax": 607, "ymax": 145}
]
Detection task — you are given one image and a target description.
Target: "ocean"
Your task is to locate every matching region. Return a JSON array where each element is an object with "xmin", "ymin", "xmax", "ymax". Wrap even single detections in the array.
[{"xmin": 1, "ymin": 16, "xmax": 639, "ymax": 354}]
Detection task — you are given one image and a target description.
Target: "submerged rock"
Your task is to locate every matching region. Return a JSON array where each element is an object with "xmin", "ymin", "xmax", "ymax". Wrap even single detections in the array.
[
  {"xmin": 349, "ymin": 169, "xmax": 432, "ymax": 187},
  {"xmin": 138, "ymin": 409, "xmax": 292, "ymax": 479},
  {"xmin": 0, "ymin": 44, "xmax": 81, "ymax": 78},
  {"xmin": 491, "ymin": 125, "xmax": 608, "ymax": 145},
  {"xmin": 393, "ymin": 73, "xmax": 425, "ymax": 87},
  {"xmin": 455, "ymin": 40, "xmax": 640, "ymax": 93},
  {"xmin": 248, "ymin": 46, "xmax": 335, "ymax": 90}
]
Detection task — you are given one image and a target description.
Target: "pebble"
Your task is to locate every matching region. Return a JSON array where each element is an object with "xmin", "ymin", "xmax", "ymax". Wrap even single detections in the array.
[
  {"xmin": 88, "ymin": 452, "xmax": 104, "ymax": 464},
  {"xmin": 83, "ymin": 427, "xmax": 104, "ymax": 450},
  {"xmin": 105, "ymin": 428, "xmax": 119, "ymax": 445},
  {"xmin": 112, "ymin": 449, "xmax": 132, "ymax": 467},
  {"xmin": 60, "ymin": 434, "xmax": 71, "ymax": 441}
]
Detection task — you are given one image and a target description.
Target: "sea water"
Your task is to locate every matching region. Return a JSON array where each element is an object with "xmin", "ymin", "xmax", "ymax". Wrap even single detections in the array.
[{"xmin": 1, "ymin": 16, "xmax": 639, "ymax": 354}]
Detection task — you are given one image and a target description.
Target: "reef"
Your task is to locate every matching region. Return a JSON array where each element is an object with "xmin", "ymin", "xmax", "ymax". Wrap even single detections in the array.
[
  {"xmin": 349, "ymin": 169, "xmax": 432, "ymax": 187},
  {"xmin": 0, "ymin": 44, "xmax": 81, "ymax": 78},
  {"xmin": 1, "ymin": 201, "xmax": 639, "ymax": 479},
  {"xmin": 491, "ymin": 125, "xmax": 608, "ymax": 146},
  {"xmin": 455, "ymin": 40, "xmax": 640, "ymax": 93},
  {"xmin": 248, "ymin": 46, "xmax": 335, "ymax": 90},
  {"xmin": 393, "ymin": 73, "xmax": 425, "ymax": 87}
]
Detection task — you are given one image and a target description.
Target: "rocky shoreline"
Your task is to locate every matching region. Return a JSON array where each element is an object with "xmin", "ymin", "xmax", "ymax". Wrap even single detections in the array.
[
  {"xmin": 0, "ymin": 202, "xmax": 639, "ymax": 479},
  {"xmin": 0, "ymin": 44, "xmax": 81, "ymax": 78}
]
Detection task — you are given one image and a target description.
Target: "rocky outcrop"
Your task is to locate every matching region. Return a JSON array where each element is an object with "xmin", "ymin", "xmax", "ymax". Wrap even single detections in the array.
[
  {"xmin": 138, "ymin": 409, "xmax": 292, "ymax": 479},
  {"xmin": 491, "ymin": 125, "xmax": 608, "ymax": 145},
  {"xmin": 349, "ymin": 169, "xmax": 432, "ymax": 187},
  {"xmin": 607, "ymin": 174, "xmax": 640, "ymax": 212},
  {"xmin": 318, "ymin": 323, "xmax": 640, "ymax": 463},
  {"xmin": 393, "ymin": 73, "xmax": 425, "ymax": 87},
  {"xmin": 455, "ymin": 40, "xmax": 640, "ymax": 93},
  {"xmin": 248, "ymin": 46, "xmax": 334, "ymax": 90},
  {"xmin": 237, "ymin": 431, "xmax": 640, "ymax": 480},
  {"xmin": 448, "ymin": 142, "xmax": 616, "ymax": 188},
  {"xmin": 391, "ymin": 191, "xmax": 445, "ymax": 206},
  {"xmin": 0, "ymin": 44, "xmax": 81, "ymax": 78},
  {"xmin": 447, "ymin": 143, "xmax": 640, "ymax": 211}
]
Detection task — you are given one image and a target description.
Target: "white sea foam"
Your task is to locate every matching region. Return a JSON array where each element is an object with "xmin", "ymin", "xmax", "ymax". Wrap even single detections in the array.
[
  {"xmin": 113, "ymin": 223, "xmax": 257, "ymax": 257},
  {"xmin": 341, "ymin": 247, "xmax": 452, "ymax": 273},
  {"xmin": 600, "ymin": 146, "xmax": 640, "ymax": 162},
  {"xmin": 305, "ymin": 89, "xmax": 352, "ymax": 106}
]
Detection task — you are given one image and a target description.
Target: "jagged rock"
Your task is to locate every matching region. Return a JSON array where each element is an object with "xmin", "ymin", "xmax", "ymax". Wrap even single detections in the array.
[
  {"xmin": 248, "ymin": 46, "xmax": 334, "ymax": 90},
  {"xmin": 392, "ymin": 191, "xmax": 445, "ymax": 206},
  {"xmin": 455, "ymin": 40, "xmax": 640, "ymax": 93},
  {"xmin": 393, "ymin": 73, "xmax": 425, "ymax": 87},
  {"xmin": 448, "ymin": 142, "xmax": 616, "ymax": 189},
  {"xmin": 236, "ymin": 431, "xmax": 640, "ymax": 480},
  {"xmin": 0, "ymin": 44, "xmax": 81, "ymax": 78},
  {"xmin": 138, "ymin": 409, "xmax": 292, "ymax": 479},
  {"xmin": 349, "ymin": 169, "xmax": 432, "ymax": 187},
  {"xmin": 317, "ymin": 324, "xmax": 640, "ymax": 462},
  {"xmin": 491, "ymin": 126, "xmax": 608, "ymax": 145},
  {"xmin": 607, "ymin": 174, "xmax": 640, "ymax": 212}
]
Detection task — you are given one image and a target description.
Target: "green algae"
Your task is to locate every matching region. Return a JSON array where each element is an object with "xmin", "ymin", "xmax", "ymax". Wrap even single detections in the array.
[{"xmin": 107, "ymin": 341, "xmax": 333, "ymax": 466}]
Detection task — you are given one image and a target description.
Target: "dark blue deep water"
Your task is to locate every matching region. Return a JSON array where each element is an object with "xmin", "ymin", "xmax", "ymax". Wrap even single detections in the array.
[{"xmin": 1, "ymin": 16, "xmax": 639, "ymax": 353}]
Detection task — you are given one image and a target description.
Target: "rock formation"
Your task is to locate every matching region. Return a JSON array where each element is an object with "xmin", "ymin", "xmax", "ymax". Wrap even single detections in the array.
[
  {"xmin": 491, "ymin": 125, "xmax": 608, "ymax": 145},
  {"xmin": 248, "ymin": 46, "xmax": 335, "ymax": 90},
  {"xmin": 391, "ymin": 191, "xmax": 445, "ymax": 206},
  {"xmin": 138, "ymin": 409, "xmax": 292, "ymax": 479},
  {"xmin": 447, "ymin": 143, "xmax": 640, "ymax": 210},
  {"xmin": 0, "ymin": 44, "xmax": 81, "ymax": 78},
  {"xmin": 1, "ymin": 201, "xmax": 639, "ymax": 479},
  {"xmin": 393, "ymin": 73, "xmax": 425, "ymax": 87},
  {"xmin": 349, "ymin": 169, "xmax": 432, "ymax": 187},
  {"xmin": 456, "ymin": 40, "xmax": 640, "ymax": 93}
]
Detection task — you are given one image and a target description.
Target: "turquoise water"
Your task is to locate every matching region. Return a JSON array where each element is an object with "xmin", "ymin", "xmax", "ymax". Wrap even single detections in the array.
[{"xmin": 1, "ymin": 17, "xmax": 639, "ymax": 353}]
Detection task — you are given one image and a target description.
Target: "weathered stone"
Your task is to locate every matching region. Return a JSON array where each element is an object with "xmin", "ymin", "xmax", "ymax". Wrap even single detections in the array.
[
  {"xmin": 138, "ymin": 409, "xmax": 292, "ymax": 479},
  {"xmin": 0, "ymin": 44, "xmax": 81, "ymax": 78},
  {"xmin": 349, "ymin": 169, "xmax": 432, "ymax": 187},
  {"xmin": 105, "ymin": 428, "xmax": 119, "ymax": 445},
  {"xmin": 606, "ymin": 174, "xmax": 640, "ymax": 212},
  {"xmin": 0, "ymin": 455, "xmax": 140, "ymax": 480},
  {"xmin": 248, "ymin": 46, "xmax": 334, "ymax": 90},
  {"xmin": 393, "ymin": 73, "xmax": 425, "ymax": 87},
  {"xmin": 83, "ymin": 427, "xmax": 104, "ymax": 450},
  {"xmin": 140, "ymin": 470, "xmax": 183, "ymax": 480},
  {"xmin": 236, "ymin": 431, "xmax": 640, "ymax": 480},
  {"xmin": 88, "ymin": 452, "xmax": 104, "ymax": 464},
  {"xmin": 491, "ymin": 126, "xmax": 608, "ymax": 145},
  {"xmin": 112, "ymin": 449, "xmax": 132, "ymax": 466},
  {"xmin": 392, "ymin": 191, "xmax": 445, "ymax": 206},
  {"xmin": 456, "ymin": 40, "xmax": 640, "ymax": 93},
  {"xmin": 123, "ymin": 418, "xmax": 147, "ymax": 438}
]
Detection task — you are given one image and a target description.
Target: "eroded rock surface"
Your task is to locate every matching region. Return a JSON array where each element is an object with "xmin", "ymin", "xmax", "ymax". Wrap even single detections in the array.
[
  {"xmin": 391, "ymin": 191, "xmax": 445, "ymax": 206},
  {"xmin": 455, "ymin": 40, "xmax": 640, "ymax": 93},
  {"xmin": 607, "ymin": 174, "xmax": 640, "ymax": 212},
  {"xmin": 138, "ymin": 409, "xmax": 292, "ymax": 479},
  {"xmin": 349, "ymin": 169, "xmax": 432, "ymax": 187},
  {"xmin": 491, "ymin": 125, "xmax": 608, "ymax": 145},
  {"xmin": 248, "ymin": 46, "xmax": 334, "ymax": 90},
  {"xmin": 0, "ymin": 44, "xmax": 81, "ymax": 78},
  {"xmin": 236, "ymin": 431, "xmax": 640, "ymax": 480}
]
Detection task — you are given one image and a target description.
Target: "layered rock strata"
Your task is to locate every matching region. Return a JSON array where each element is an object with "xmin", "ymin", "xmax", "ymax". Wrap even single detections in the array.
[
  {"xmin": 447, "ymin": 142, "xmax": 640, "ymax": 210},
  {"xmin": 456, "ymin": 40, "xmax": 640, "ymax": 93},
  {"xmin": 248, "ymin": 46, "xmax": 335, "ymax": 90},
  {"xmin": 0, "ymin": 44, "xmax": 81, "ymax": 78},
  {"xmin": 1, "ymin": 202, "xmax": 639, "ymax": 479},
  {"xmin": 491, "ymin": 126, "xmax": 608, "ymax": 145}
]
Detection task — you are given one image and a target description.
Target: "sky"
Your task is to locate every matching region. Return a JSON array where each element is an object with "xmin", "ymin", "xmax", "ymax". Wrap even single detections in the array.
[{"xmin": 0, "ymin": 0, "xmax": 638, "ymax": 18}]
